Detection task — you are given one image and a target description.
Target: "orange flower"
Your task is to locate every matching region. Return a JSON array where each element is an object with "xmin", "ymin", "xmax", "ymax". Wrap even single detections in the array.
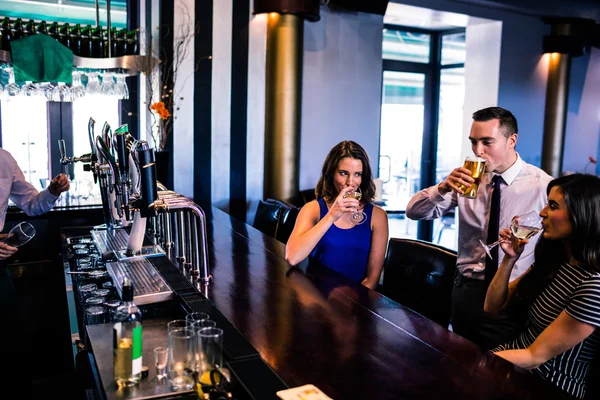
[
  {"xmin": 589, "ymin": 156, "xmax": 597, "ymax": 165},
  {"xmin": 150, "ymin": 101, "xmax": 171, "ymax": 120}
]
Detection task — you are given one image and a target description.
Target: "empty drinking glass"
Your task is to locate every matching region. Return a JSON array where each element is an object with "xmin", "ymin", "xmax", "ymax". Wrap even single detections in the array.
[
  {"xmin": 85, "ymin": 72, "xmax": 101, "ymax": 96},
  {"xmin": 71, "ymin": 71, "xmax": 85, "ymax": 100},
  {"xmin": 100, "ymin": 73, "xmax": 116, "ymax": 97},
  {"xmin": 115, "ymin": 74, "xmax": 129, "ymax": 100},
  {"xmin": 4, "ymin": 67, "xmax": 20, "ymax": 97},
  {"xmin": 168, "ymin": 328, "xmax": 196, "ymax": 390},
  {"xmin": 1, "ymin": 221, "xmax": 36, "ymax": 247},
  {"xmin": 185, "ymin": 312, "xmax": 209, "ymax": 323}
]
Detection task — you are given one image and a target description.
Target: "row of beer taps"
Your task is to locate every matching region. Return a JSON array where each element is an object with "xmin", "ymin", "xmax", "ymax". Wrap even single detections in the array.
[{"xmin": 58, "ymin": 117, "xmax": 210, "ymax": 284}]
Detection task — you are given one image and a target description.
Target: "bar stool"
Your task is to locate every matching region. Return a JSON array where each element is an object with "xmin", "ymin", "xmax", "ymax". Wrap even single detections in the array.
[{"xmin": 379, "ymin": 238, "xmax": 457, "ymax": 328}]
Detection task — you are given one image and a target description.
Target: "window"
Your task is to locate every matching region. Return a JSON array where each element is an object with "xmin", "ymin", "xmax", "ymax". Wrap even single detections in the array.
[
  {"xmin": 380, "ymin": 26, "xmax": 466, "ymax": 250},
  {"xmin": 72, "ymin": 97, "xmax": 121, "ymax": 202},
  {"xmin": 1, "ymin": 97, "xmax": 49, "ymax": 191},
  {"xmin": 441, "ymin": 32, "xmax": 466, "ymax": 65},
  {"xmin": 383, "ymin": 29, "xmax": 430, "ymax": 63}
]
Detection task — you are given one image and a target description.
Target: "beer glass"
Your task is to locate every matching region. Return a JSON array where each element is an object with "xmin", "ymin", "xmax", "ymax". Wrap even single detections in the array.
[
  {"xmin": 457, "ymin": 156, "xmax": 487, "ymax": 199},
  {"xmin": 1, "ymin": 221, "xmax": 36, "ymax": 247}
]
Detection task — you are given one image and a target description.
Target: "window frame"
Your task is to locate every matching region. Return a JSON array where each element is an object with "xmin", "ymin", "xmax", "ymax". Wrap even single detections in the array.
[{"xmin": 382, "ymin": 24, "xmax": 465, "ymax": 242}]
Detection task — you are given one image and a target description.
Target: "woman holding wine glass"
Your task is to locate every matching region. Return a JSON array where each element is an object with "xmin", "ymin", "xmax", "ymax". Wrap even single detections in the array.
[
  {"xmin": 483, "ymin": 173, "xmax": 600, "ymax": 399},
  {"xmin": 285, "ymin": 140, "xmax": 388, "ymax": 289}
]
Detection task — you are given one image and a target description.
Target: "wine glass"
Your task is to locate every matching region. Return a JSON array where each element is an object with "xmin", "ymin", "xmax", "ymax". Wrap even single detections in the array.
[
  {"xmin": 1, "ymin": 221, "xmax": 36, "ymax": 247},
  {"xmin": 479, "ymin": 211, "xmax": 543, "ymax": 259},
  {"xmin": 344, "ymin": 187, "xmax": 367, "ymax": 225}
]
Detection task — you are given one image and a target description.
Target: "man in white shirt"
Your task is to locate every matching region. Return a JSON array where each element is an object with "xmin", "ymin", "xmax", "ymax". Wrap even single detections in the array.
[
  {"xmin": 0, "ymin": 147, "xmax": 70, "ymax": 392},
  {"xmin": 406, "ymin": 107, "xmax": 552, "ymax": 349}
]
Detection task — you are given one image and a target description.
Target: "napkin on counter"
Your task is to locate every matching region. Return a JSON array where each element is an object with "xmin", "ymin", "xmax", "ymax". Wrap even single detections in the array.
[
  {"xmin": 11, "ymin": 34, "xmax": 73, "ymax": 84},
  {"xmin": 277, "ymin": 384, "xmax": 333, "ymax": 400}
]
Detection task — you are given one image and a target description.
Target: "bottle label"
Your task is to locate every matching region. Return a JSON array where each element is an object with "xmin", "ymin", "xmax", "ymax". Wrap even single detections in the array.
[{"xmin": 132, "ymin": 324, "xmax": 143, "ymax": 375}]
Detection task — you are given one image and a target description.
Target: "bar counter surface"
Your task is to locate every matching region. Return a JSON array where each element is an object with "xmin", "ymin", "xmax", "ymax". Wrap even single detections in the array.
[{"xmin": 70, "ymin": 207, "xmax": 573, "ymax": 400}]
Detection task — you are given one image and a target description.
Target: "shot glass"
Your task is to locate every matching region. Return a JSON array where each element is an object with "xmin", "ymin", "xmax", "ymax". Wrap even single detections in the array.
[{"xmin": 154, "ymin": 346, "xmax": 169, "ymax": 380}]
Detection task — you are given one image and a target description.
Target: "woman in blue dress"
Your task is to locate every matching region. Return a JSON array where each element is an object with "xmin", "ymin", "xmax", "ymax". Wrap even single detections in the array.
[
  {"xmin": 484, "ymin": 173, "xmax": 600, "ymax": 399},
  {"xmin": 286, "ymin": 140, "xmax": 388, "ymax": 289}
]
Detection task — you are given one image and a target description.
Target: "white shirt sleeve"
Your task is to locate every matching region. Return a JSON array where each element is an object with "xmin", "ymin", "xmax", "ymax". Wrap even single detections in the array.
[{"xmin": 406, "ymin": 184, "xmax": 458, "ymax": 220}]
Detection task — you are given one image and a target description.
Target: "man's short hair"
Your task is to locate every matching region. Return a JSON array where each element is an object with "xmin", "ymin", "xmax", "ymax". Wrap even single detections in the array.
[{"xmin": 472, "ymin": 107, "xmax": 518, "ymax": 138}]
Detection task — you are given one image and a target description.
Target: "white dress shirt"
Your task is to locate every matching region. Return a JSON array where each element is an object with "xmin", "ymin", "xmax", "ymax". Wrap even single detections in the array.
[
  {"xmin": 0, "ymin": 148, "xmax": 59, "ymax": 232},
  {"xmin": 406, "ymin": 154, "xmax": 553, "ymax": 282}
]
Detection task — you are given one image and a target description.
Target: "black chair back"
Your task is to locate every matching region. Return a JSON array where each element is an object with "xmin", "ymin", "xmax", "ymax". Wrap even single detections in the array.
[
  {"xmin": 277, "ymin": 205, "xmax": 300, "ymax": 244},
  {"xmin": 252, "ymin": 199, "xmax": 300, "ymax": 244},
  {"xmin": 380, "ymin": 238, "xmax": 457, "ymax": 328},
  {"xmin": 253, "ymin": 200, "xmax": 283, "ymax": 239}
]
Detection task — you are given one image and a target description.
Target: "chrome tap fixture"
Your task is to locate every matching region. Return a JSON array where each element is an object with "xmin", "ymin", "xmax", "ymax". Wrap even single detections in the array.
[{"xmin": 59, "ymin": 117, "xmax": 211, "ymax": 288}]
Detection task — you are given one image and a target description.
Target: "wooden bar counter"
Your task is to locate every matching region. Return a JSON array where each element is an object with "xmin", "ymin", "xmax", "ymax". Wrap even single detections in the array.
[{"xmin": 66, "ymin": 207, "xmax": 573, "ymax": 400}]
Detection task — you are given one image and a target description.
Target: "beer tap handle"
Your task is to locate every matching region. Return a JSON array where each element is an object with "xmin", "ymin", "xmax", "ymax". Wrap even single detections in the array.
[
  {"xmin": 96, "ymin": 135, "xmax": 121, "ymax": 186},
  {"xmin": 115, "ymin": 132, "xmax": 129, "ymax": 179},
  {"xmin": 88, "ymin": 118, "xmax": 97, "ymax": 158},
  {"xmin": 102, "ymin": 122, "xmax": 113, "ymax": 156}
]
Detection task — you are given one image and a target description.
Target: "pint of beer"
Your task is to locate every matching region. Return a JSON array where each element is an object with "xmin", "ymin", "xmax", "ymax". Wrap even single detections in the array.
[{"xmin": 458, "ymin": 156, "xmax": 486, "ymax": 198}]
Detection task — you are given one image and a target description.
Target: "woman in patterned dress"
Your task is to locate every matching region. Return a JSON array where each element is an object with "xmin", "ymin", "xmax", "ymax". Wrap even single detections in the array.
[{"xmin": 484, "ymin": 173, "xmax": 600, "ymax": 399}]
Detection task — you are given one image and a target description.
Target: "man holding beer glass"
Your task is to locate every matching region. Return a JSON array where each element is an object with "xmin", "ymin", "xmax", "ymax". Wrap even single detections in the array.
[{"xmin": 406, "ymin": 107, "xmax": 552, "ymax": 349}]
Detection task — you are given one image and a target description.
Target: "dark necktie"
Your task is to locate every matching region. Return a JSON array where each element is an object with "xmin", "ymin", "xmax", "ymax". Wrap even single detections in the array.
[{"xmin": 485, "ymin": 175, "xmax": 501, "ymax": 284}]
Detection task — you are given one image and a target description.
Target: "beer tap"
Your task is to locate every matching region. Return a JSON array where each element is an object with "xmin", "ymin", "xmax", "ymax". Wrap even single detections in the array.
[
  {"xmin": 115, "ymin": 125, "xmax": 131, "ymax": 221},
  {"xmin": 86, "ymin": 117, "xmax": 99, "ymax": 184},
  {"xmin": 125, "ymin": 139, "xmax": 158, "ymax": 256},
  {"xmin": 58, "ymin": 139, "xmax": 93, "ymax": 165}
]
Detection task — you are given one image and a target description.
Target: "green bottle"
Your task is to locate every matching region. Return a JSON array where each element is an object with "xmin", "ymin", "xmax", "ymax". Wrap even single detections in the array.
[
  {"xmin": 11, "ymin": 18, "xmax": 24, "ymax": 41},
  {"xmin": 23, "ymin": 19, "xmax": 35, "ymax": 37},
  {"xmin": 36, "ymin": 20, "xmax": 48, "ymax": 35},
  {"xmin": 47, "ymin": 22, "xmax": 59, "ymax": 40},
  {"xmin": 0, "ymin": 17, "xmax": 11, "ymax": 52},
  {"xmin": 58, "ymin": 23, "xmax": 70, "ymax": 49}
]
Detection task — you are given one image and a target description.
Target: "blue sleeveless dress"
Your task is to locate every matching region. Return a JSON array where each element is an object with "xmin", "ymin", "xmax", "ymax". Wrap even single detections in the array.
[{"xmin": 309, "ymin": 198, "xmax": 373, "ymax": 283}]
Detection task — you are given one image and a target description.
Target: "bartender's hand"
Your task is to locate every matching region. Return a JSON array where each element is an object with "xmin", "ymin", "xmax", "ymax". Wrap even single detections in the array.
[
  {"xmin": 0, "ymin": 240, "xmax": 18, "ymax": 260},
  {"xmin": 48, "ymin": 173, "xmax": 70, "ymax": 196}
]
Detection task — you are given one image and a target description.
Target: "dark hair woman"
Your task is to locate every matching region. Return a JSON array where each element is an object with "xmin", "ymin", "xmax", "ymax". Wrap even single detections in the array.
[
  {"xmin": 484, "ymin": 173, "xmax": 600, "ymax": 399},
  {"xmin": 285, "ymin": 140, "xmax": 388, "ymax": 289}
]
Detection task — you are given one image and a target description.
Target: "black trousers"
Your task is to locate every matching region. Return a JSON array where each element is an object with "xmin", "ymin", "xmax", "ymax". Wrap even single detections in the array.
[
  {"xmin": 0, "ymin": 262, "xmax": 32, "ymax": 397},
  {"xmin": 450, "ymin": 270, "xmax": 521, "ymax": 350}
]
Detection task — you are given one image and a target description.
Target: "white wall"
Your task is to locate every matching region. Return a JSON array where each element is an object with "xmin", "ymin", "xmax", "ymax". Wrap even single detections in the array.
[
  {"xmin": 245, "ymin": 7, "xmax": 384, "ymax": 222},
  {"xmin": 460, "ymin": 19, "xmax": 502, "ymax": 162},
  {"xmin": 301, "ymin": 8, "xmax": 384, "ymax": 190}
]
